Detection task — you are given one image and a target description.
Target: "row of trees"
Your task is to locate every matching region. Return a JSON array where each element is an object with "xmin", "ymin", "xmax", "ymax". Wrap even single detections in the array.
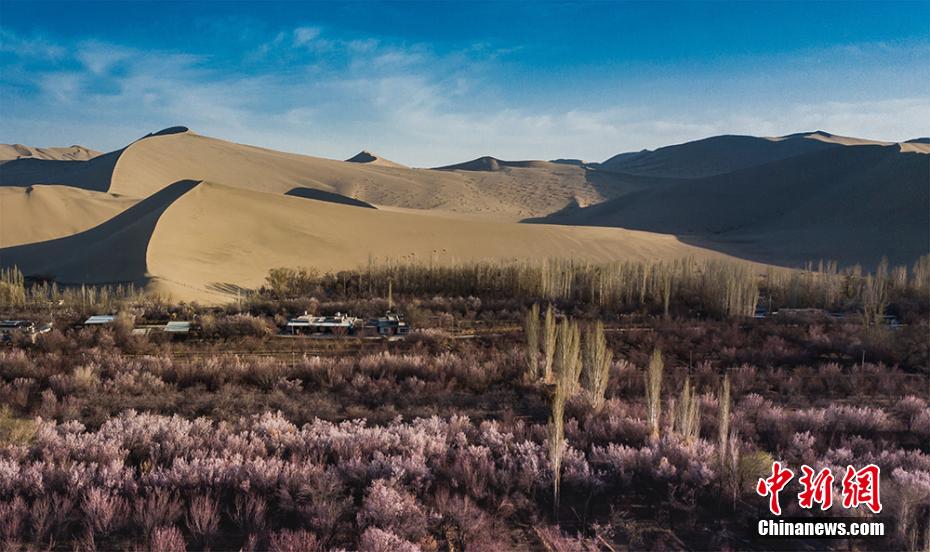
[
  {"xmin": 0, "ymin": 267, "xmax": 146, "ymax": 313},
  {"xmin": 261, "ymin": 255, "xmax": 926, "ymax": 318},
  {"xmin": 3, "ymin": 254, "xmax": 927, "ymax": 318}
]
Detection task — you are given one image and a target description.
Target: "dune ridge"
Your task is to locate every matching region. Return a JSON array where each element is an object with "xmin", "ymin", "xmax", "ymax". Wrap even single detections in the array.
[
  {"xmin": 536, "ymin": 144, "xmax": 929, "ymax": 266},
  {"xmin": 1, "ymin": 128, "xmax": 640, "ymax": 219},
  {"xmin": 345, "ymin": 150, "xmax": 407, "ymax": 168},
  {"xmin": 0, "ymin": 177, "xmax": 735, "ymax": 302},
  {"xmin": 0, "ymin": 144, "xmax": 100, "ymax": 162}
]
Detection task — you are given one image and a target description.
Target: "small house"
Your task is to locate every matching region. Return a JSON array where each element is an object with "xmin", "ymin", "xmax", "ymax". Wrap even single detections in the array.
[
  {"xmin": 286, "ymin": 312, "xmax": 359, "ymax": 336},
  {"xmin": 84, "ymin": 315, "xmax": 118, "ymax": 326},
  {"xmin": 165, "ymin": 321, "xmax": 192, "ymax": 334},
  {"xmin": 0, "ymin": 320, "xmax": 42, "ymax": 343},
  {"xmin": 365, "ymin": 312, "xmax": 410, "ymax": 337}
]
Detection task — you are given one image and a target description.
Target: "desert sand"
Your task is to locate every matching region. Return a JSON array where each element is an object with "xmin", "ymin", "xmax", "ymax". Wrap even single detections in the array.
[
  {"xmin": 1, "ymin": 126, "xmax": 924, "ymax": 303},
  {"xmin": 22, "ymin": 128, "xmax": 640, "ymax": 220},
  {"xmin": 0, "ymin": 178, "xmax": 735, "ymax": 303},
  {"xmin": 0, "ymin": 185, "xmax": 136, "ymax": 247},
  {"xmin": 539, "ymin": 144, "xmax": 929, "ymax": 266},
  {"xmin": 0, "ymin": 144, "xmax": 100, "ymax": 162}
]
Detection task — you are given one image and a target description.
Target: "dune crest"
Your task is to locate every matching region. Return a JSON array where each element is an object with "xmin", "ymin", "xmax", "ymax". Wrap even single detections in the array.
[
  {"xmin": 345, "ymin": 150, "xmax": 407, "ymax": 168},
  {"xmin": 434, "ymin": 156, "xmax": 554, "ymax": 172},
  {"xmin": 0, "ymin": 144, "xmax": 101, "ymax": 162}
]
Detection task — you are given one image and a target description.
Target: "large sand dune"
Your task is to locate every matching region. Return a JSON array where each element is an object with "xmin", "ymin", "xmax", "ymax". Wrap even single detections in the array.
[
  {"xmin": 0, "ymin": 179, "xmax": 733, "ymax": 302},
  {"xmin": 537, "ymin": 144, "xmax": 929, "ymax": 266},
  {"xmin": 598, "ymin": 131, "xmax": 924, "ymax": 178},
  {"xmin": 1, "ymin": 126, "xmax": 923, "ymax": 302},
  {"xmin": 1, "ymin": 128, "xmax": 646, "ymax": 220}
]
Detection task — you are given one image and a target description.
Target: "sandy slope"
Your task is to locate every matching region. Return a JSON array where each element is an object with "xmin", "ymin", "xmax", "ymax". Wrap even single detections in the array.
[
  {"xmin": 0, "ymin": 185, "xmax": 136, "ymax": 247},
  {"xmin": 599, "ymin": 131, "xmax": 927, "ymax": 178},
  {"xmin": 105, "ymin": 130, "xmax": 642, "ymax": 219},
  {"xmin": 539, "ymin": 145, "xmax": 929, "ymax": 266},
  {"xmin": 0, "ymin": 129, "xmax": 651, "ymax": 220},
  {"xmin": 144, "ymin": 182, "xmax": 735, "ymax": 302},
  {"xmin": 0, "ymin": 181, "xmax": 199, "ymax": 284},
  {"xmin": 0, "ymin": 179, "xmax": 734, "ymax": 302},
  {"xmin": 0, "ymin": 144, "xmax": 100, "ymax": 162}
]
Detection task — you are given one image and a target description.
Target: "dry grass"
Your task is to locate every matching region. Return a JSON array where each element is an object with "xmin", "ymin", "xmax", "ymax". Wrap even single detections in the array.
[
  {"xmin": 582, "ymin": 320, "xmax": 612, "ymax": 411},
  {"xmin": 645, "ymin": 348, "xmax": 664, "ymax": 442}
]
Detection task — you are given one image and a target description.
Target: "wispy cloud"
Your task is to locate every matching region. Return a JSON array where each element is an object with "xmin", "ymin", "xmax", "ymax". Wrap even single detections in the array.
[{"xmin": 0, "ymin": 24, "xmax": 927, "ymax": 166}]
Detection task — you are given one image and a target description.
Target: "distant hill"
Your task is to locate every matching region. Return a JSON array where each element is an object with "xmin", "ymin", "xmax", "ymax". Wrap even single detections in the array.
[
  {"xmin": 0, "ymin": 144, "xmax": 100, "ymax": 162},
  {"xmin": 599, "ymin": 132, "xmax": 850, "ymax": 178},
  {"xmin": 433, "ymin": 156, "xmax": 554, "ymax": 171},
  {"xmin": 536, "ymin": 144, "xmax": 929, "ymax": 266}
]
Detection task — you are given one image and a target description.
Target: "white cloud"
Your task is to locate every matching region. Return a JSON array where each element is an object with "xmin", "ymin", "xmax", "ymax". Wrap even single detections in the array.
[
  {"xmin": 0, "ymin": 28, "xmax": 65, "ymax": 59},
  {"xmin": 292, "ymin": 26, "xmax": 322, "ymax": 46},
  {"xmin": 1, "ymin": 26, "xmax": 927, "ymax": 166}
]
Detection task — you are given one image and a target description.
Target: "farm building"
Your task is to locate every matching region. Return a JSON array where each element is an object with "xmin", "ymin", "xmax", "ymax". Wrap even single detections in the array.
[
  {"xmin": 165, "ymin": 321, "xmax": 193, "ymax": 334},
  {"xmin": 286, "ymin": 312, "xmax": 360, "ymax": 336},
  {"xmin": 0, "ymin": 320, "xmax": 51, "ymax": 343},
  {"xmin": 365, "ymin": 313, "xmax": 410, "ymax": 336},
  {"xmin": 84, "ymin": 315, "xmax": 118, "ymax": 326}
]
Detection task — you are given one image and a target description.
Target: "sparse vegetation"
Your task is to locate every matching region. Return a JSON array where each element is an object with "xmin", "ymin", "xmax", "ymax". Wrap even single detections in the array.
[
  {"xmin": 645, "ymin": 348, "xmax": 664, "ymax": 442},
  {"xmin": 0, "ymin": 258, "xmax": 927, "ymax": 550},
  {"xmin": 582, "ymin": 320, "xmax": 612, "ymax": 411}
]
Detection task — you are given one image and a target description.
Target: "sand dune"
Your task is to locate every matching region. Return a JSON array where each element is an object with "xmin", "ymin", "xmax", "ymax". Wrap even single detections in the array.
[
  {"xmin": 0, "ymin": 180, "xmax": 199, "ymax": 284},
  {"xmin": 598, "ymin": 130, "xmax": 928, "ymax": 179},
  {"xmin": 0, "ymin": 179, "xmax": 734, "ymax": 302},
  {"xmin": 899, "ymin": 138, "xmax": 930, "ymax": 154},
  {"xmin": 0, "ymin": 185, "xmax": 136, "ymax": 247},
  {"xmin": 345, "ymin": 150, "xmax": 407, "ymax": 168},
  {"xmin": 538, "ymin": 144, "xmax": 929, "ymax": 266},
  {"xmin": 0, "ymin": 128, "xmax": 648, "ymax": 220},
  {"xmin": 599, "ymin": 132, "xmax": 844, "ymax": 178},
  {"xmin": 434, "ymin": 156, "xmax": 554, "ymax": 171},
  {"xmin": 1, "ymin": 126, "xmax": 922, "ymax": 300},
  {"xmin": 0, "ymin": 144, "xmax": 100, "ymax": 162},
  {"xmin": 0, "ymin": 148, "xmax": 123, "ymax": 192}
]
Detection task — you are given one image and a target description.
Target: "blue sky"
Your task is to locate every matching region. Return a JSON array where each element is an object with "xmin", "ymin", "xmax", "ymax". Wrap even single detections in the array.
[{"xmin": 1, "ymin": 1, "xmax": 927, "ymax": 166}]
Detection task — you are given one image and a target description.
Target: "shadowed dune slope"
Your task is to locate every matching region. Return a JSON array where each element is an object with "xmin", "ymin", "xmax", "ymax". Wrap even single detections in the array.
[
  {"xmin": 0, "ymin": 180, "xmax": 200, "ymax": 284},
  {"xmin": 284, "ymin": 187, "xmax": 376, "ymax": 208},
  {"xmin": 140, "ymin": 182, "xmax": 735, "ymax": 302},
  {"xmin": 537, "ymin": 145, "xmax": 929, "ymax": 266},
  {"xmin": 600, "ymin": 132, "xmax": 844, "ymax": 178},
  {"xmin": 0, "ymin": 149, "xmax": 123, "ymax": 192},
  {"xmin": 0, "ymin": 185, "xmax": 137, "ymax": 247},
  {"xmin": 597, "ymin": 130, "xmax": 928, "ymax": 179}
]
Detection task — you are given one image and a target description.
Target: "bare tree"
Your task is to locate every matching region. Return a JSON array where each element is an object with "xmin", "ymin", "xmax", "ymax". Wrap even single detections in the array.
[
  {"xmin": 645, "ymin": 348, "xmax": 664, "ymax": 442},
  {"xmin": 543, "ymin": 304, "xmax": 557, "ymax": 383},
  {"xmin": 582, "ymin": 320, "xmax": 612, "ymax": 411},
  {"xmin": 524, "ymin": 303, "xmax": 540, "ymax": 381}
]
